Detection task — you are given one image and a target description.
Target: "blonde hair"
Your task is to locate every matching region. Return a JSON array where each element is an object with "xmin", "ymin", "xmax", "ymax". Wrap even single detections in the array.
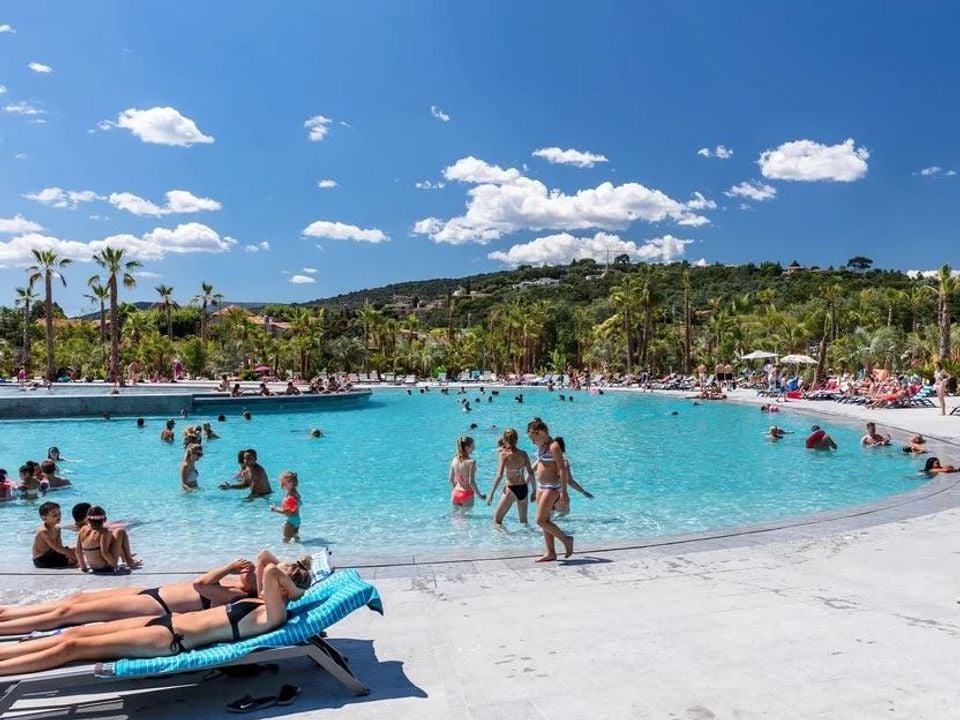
[
  {"xmin": 455, "ymin": 436, "xmax": 474, "ymax": 460},
  {"xmin": 184, "ymin": 446, "xmax": 202, "ymax": 460},
  {"xmin": 280, "ymin": 555, "xmax": 313, "ymax": 589},
  {"xmin": 501, "ymin": 428, "xmax": 518, "ymax": 450}
]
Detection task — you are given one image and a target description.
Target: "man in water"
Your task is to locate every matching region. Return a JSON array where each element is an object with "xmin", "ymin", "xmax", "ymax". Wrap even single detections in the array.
[
  {"xmin": 861, "ymin": 422, "xmax": 890, "ymax": 447},
  {"xmin": 220, "ymin": 448, "xmax": 272, "ymax": 499},
  {"xmin": 805, "ymin": 425, "xmax": 838, "ymax": 451}
]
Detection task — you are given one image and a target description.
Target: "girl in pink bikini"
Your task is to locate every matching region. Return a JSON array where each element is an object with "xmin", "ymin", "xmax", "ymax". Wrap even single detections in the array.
[{"xmin": 448, "ymin": 436, "xmax": 485, "ymax": 510}]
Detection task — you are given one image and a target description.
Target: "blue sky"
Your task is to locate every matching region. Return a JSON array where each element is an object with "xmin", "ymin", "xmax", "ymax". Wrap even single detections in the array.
[{"xmin": 1, "ymin": 1, "xmax": 958, "ymax": 314}]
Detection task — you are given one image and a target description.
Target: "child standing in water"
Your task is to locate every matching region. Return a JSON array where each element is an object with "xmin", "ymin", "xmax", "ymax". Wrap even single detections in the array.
[
  {"xmin": 271, "ymin": 471, "xmax": 302, "ymax": 543},
  {"xmin": 449, "ymin": 436, "xmax": 485, "ymax": 510},
  {"xmin": 487, "ymin": 429, "xmax": 537, "ymax": 527}
]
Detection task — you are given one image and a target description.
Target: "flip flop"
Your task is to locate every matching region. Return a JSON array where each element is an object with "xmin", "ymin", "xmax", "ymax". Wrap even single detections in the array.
[
  {"xmin": 225, "ymin": 694, "xmax": 277, "ymax": 713},
  {"xmin": 275, "ymin": 684, "xmax": 300, "ymax": 706}
]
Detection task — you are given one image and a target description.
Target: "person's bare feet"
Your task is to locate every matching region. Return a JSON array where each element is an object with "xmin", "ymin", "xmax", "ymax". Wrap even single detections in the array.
[
  {"xmin": 562, "ymin": 536, "xmax": 574, "ymax": 558},
  {"xmin": 535, "ymin": 554, "xmax": 557, "ymax": 563}
]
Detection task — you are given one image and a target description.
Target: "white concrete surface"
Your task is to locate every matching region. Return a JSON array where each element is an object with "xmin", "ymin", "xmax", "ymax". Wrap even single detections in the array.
[{"xmin": 3, "ymin": 389, "xmax": 960, "ymax": 719}]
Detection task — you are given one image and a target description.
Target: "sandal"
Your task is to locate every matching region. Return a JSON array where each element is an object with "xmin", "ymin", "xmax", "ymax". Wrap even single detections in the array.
[
  {"xmin": 225, "ymin": 694, "xmax": 277, "ymax": 713},
  {"xmin": 276, "ymin": 684, "xmax": 300, "ymax": 706}
]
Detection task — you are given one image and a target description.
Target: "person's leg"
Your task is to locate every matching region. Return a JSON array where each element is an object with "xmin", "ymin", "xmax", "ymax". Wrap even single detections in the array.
[
  {"xmin": 0, "ymin": 593, "xmax": 160, "ymax": 636},
  {"xmin": 282, "ymin": 521, "xmax": 294, "ymax": 543},
  {"xmin": 0, "ymin": 615, "xmax": 151, "ymax": 658},
  {"xmin": 939, "ymin": 388, "xmax": 946, "ymax": 415},
  {"xmin": 493, "ymin": 491, "xmax": 514, "ymax": 527},
  {"xmin": 535, "ymin": 490, "xmax": 573, "ymax": 561},
  {"xmin": 111, "ymin": 528, "xmax": 141, "ymax": 567},
  {"xmin": 0, "ymin": 587, "xmax": 139, "ymax": 621},
  {"xmin": 0, "ymin": 625, "xmax": 171, "ymax": 675},
  {"xmin": 516, "ymin": 496, "xmax": 529, "ymax": 524}
]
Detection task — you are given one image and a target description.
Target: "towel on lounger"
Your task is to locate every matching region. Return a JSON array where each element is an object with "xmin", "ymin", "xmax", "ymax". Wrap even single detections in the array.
[{"xmin": 102, "ymin": 570, "xmax": 381, "ymax": 679}]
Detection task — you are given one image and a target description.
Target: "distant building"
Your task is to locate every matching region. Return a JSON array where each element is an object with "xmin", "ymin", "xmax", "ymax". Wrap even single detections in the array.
[
  {"xmin": 784, "ymin": 260, "xmax": 804, "ymax": 274},
  {"xmin": 386, "ymin": 295, "xmax": 417, "ymax": 313},
  {"xmin": 513, "ymin": 277, "xmax": 560, "ymax": 289},
  {"xmin": 212, "ymin": 305, "xmax": 291, "ymax": 337}
]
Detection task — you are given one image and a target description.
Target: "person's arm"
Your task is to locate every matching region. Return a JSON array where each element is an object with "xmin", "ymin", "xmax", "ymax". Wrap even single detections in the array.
[
  {"xmin": 553, "ymin": 442, "xmax": 569, "ymax": 499},
  {"xmin": 448, "ymin": 461, "xmax": 456, "ymax": 489},
  {"xmin": 255, "ymin": 550, "xmax": 281, "ymax": 595},
  {"xmin": 179, "ymin": 462, "xmax": 193, "ymax": 492},
  {"xmin": 221, "ymin": 470, "xmax": 251, "ymax": 490},
  {"xmin": 565, "ymin": 461, "xmax": 593, "ymax": 498},
  {"xmin": 76, "ymin": 532, "xmax": 87, "ymax": 572},
  {"xmin": 99, "ymin": 529, "xmax": 119, "ymax": 567},
  {"xmin": 487, "ymin": 454, "xmax": 506, "ymax": 505},
  {"xmin": 42, "ymin": 527, "xmax": 75, "ymax": 556},
  {"xmin": 468, "ymin": 460, "xmax": 485, "ymax": 499},
  {"xmin": 193, "ymin": 558, "xmax": 252, "ymax": 587},
  {"xmin": 525, "ymin": 453, "xmax": 538, "ymax": 496},
  {"xmin": 261, "ymin": 563, "xmax": 303, "ymax": 627}
]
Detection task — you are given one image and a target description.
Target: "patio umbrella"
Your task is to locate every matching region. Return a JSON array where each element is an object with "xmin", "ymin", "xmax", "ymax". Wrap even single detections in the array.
[
  {"xmin": 739, "ymin": 350, "xmax": 778, "ymax": 360},
  {"xmin": 255, "ymin": 365, "xmax": 272, "ymax": 373},
  {"xmin": 779, "ymin": 353, "xmax": 817, "ymax": 365}
]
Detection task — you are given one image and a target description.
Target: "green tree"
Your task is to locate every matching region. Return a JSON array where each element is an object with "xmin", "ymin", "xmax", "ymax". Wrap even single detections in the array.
[
  {"xmin": 13, "ymin": 283, "xmax": 39, "ymax": 374},
  {"xmin": 155, "ymin": 284, "xmax": 175, "ymax": 338},
  {"xmin": 28, "ymin": 250, "xmax": 72, "ymax": 381},
  {"xmin": 84, "ymin": 279, "xmax": 109, "ymax": 345},
  {"xmin": 92, "ymin": 248, "xmax": 141, "ymax": 380},
  {"xmin": 193, "ymin": 282, "xmax": 223, "ymax": 343}
]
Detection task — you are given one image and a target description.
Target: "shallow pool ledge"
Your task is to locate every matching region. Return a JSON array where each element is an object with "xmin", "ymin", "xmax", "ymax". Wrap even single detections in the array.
[{"xmin": 0, "ymin": 389, "xmax": 371, "ymax": 419}]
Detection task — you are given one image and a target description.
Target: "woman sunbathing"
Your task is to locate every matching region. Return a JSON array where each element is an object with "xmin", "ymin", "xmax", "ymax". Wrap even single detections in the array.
[
  {"xmin": 0, "ymin": 558, "xmax": 311, "ymax": 676},
  {"xmin": 0, "ymin": 551, "xmax": 300, "ymax": 636}
]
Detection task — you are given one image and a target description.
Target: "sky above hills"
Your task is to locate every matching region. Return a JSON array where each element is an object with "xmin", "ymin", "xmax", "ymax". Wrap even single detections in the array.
[{"xmin": 1, "ymin": 1, "xmax": 958, "ymax": 313}]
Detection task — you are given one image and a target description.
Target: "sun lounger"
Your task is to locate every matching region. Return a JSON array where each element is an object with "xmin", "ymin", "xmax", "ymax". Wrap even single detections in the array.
[{"xmin": 0, "ymin": 570, "xmax": 382, "ymax": 718}]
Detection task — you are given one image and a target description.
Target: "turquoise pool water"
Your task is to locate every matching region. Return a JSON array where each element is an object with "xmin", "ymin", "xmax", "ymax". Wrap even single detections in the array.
[{"xmin": 0, "ymin": 389, "xmax": 932, "ymax": 570}]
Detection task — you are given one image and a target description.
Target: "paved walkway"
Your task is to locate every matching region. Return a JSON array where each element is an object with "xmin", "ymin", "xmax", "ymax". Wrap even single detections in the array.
[{"xmin": 3, "ymin": 390, "xmax": 960, "ymax": 719}]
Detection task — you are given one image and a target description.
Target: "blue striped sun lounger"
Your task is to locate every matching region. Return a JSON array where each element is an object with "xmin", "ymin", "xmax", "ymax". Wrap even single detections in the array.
[{"xmin": 0, "ymin": 570, "xmax": 382, "ymax": 718}]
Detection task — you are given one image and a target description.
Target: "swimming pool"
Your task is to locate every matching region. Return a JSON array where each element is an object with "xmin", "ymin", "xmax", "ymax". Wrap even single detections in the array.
[{"xmin": 0, "ymin": 389, "xmax": 935, "ymax": 571}]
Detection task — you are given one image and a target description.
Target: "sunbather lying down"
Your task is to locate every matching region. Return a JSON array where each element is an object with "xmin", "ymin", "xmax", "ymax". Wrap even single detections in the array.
[
  {"xmin": 0, "ymin": 558, "xmax": 312, "ymax": 676},
  {"xmin": 0, "ymin": 550, "xmax": 305, "ymax": 637}
]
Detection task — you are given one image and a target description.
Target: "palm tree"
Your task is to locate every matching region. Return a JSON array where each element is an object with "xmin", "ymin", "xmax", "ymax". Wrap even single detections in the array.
[
  {"xmin": 193, "ymin": 282, "xmax": 223, "ymax": 343},
  {"xmin": 92, "ymin": 247, "xmax": 142, "ymax": 381},
  {"xmin": 84, "ymin": 279, "xmax": 109, "ymax": 345},
  {"xmin": 155, "ymin": 284, "xmax": 175, "ymax": 338},
  {"xmin": 13, "ymin": 283, "xmax": 39, "ymax": 375},
  {"xmin": 28, "ymin": 250, "xmax": 72, "ymax": 381},
  {"xmin": 933, "ymin": 265, "xmax": 956, "ymax": 361}
]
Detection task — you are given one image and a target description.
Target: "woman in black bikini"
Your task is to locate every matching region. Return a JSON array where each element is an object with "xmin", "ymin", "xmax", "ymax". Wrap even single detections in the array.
[
  {"xmin": 487, "ymin": 429, "xmax": 537, "ymax": 527},
  {"xmin": 0, "ymin": 557, "xmax": 311, "ymax": 675},
  {"xmin": 0, "ymin": 551, "xmax": 299, "ymax": 636}
]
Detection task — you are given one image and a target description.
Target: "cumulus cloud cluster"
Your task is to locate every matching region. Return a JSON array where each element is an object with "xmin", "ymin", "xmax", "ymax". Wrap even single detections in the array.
[
  {"xmin": 919, "ymin": 166, "xmax": 956, "ymax": 178},
  {"xmin": 725, "ymin": 180, "xmax": 777, "ymax": 202},
  {"xmin": 243, "ymin": 241, "xmax": 271, "ymax": 253},
  {"xmin": 100, "ymin": 107, "xmax": 214, "ymax": 146},
  {"xmin": 0, "ymin": 24, "xmax": 14, "ymax": 33},
  {"xmin": 0, "ymin": 215, "xmax": 43, "ymax": 235},
  {"xmin": 289, "ymin": 274, "xmax": 315, "ymax": 284},
  {"xmin": 430, "ymin": 105, "xmax": 451, "ymax": 122},
  {"xmin": 697, "ymin": 145, "xmax": 733, "ymax": 159},
  {"xmin": 532, "ymin": 147, "xmax": 608, "ymax": 168},
  {"xmin": 414, "ymin": 180, "xmax": 445, "ymax": 190},
  {"xmin": 759, "ymin": 138, "xmax": 868, "ymax": 182},
  {"xmin": 413, "ymin": 156, "xmax": 708, "ymax": 245},
  {"xmin": 4, "ymin": 101, "xmax": 44, "ymax": 116},
  {"xmin": 27, "ymin": 62, "xmax": 52, "ymax": 74},
  {"xmin": 302, "ymin": 220, "xmax": 388, "ymax": 243},
  {"xmin": 488, "ymin": 232, "xmax": 691, "ymax": 267},
  {"xmin": 305, "ymin": 115, "xmax": 332, "ymax": 141},
  {"xmin": 0, "ymin": 223, "xmax": 235, "ymax": 266},
  {"xmin": 24, "ymin": 188, "xmax": 102, "ymax": 209},
  {"xmin": 317, "ymin": 179, "xmax": 338, "ymax": 189},
  {"xmin": 108, "ymin": 190, "xmax": 221, "ymax": 217}
]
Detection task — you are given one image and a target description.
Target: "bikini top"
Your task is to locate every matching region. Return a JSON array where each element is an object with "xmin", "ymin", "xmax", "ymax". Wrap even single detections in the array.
[
  {"xmin": 225, "ymin": 599, "xmax": 262, "ymax": 641},
  {"xmin": 536, "ymin": 445, "xmax": 554, "ymax": 463}
]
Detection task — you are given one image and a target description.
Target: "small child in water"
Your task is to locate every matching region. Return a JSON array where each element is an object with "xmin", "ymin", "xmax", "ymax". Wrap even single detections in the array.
[
  {"xmin": 32, "ymin": 501, "xmax": 77, "ymax": 568},
  {"xmin": 449, "ymin": 436, "xmax": 485, "ymax": 509},
  {"xmin": 271, "ymin": 471, "xmax": 302, "ymax": 543}
]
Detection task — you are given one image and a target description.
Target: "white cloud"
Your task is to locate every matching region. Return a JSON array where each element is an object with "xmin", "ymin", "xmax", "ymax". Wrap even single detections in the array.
[
  {"xmin": 0, "ymin": 85, "xmax": 6, "ymax": 95},
  {"xmin": 697, "ymin": 145, "xmax": 733, "ymax": 159},
  {"xmin": 694, "ymin": 258, "xmax": 709, "ymax": 267},
  {"xmin": 488, "ymin": 232, "xmax": 691, "ymax": 267},
  {"xmin": 4, "ymin": 101, "xmax": 45, "ymax": 116},
  {"xmin": 444, "ymin": 156, "xmax": 522, "ymax": 185},
  {"xmin": 302, "ymin": 220, "xmax": 388, "ymax": 244},
  {"xmin": 918, "ymin": 166, "xmax": 956, "ymax": 178},
  {"xmin": 290, "ymin": 274, "xmax": 316, "ymax": 284},
  {"xmin": 430, "ymin": 105, "xmax": 451, "ymax": 122},
  {"xmin": 105, "ymin": 107, "xmax": 214, "ymax": 146},
  {"xmin": 759, "ymin": 138, "xmax": 868, "ymax": 182},
  {"xmin": 24, "ymin": 187, "xmax": 103, "ymax": 209},
  {"xmin": 414, "ymin": 180, "xmax": 445, "ymax": 190},
  {"xmin": 14, "ymin": 153, "xmax": 28, "ymax": 160},
  {"xmin": 134, "ymin": 270, "xmax": 163, "ymax": 279},
  {"xmin": 532, "ymin": 147, "xmax": 609, "ymax": 168},
  {"xmin": 243, "ymin": 241, "xmax": 270, "ymax": 253},
  {"xmin": 686, "ymin": 191, "xmax": 717, "ymax": 211},
  {"xmin": 415, "ymin": 156, "xmax": 709, "ymax": 245},
  {"xmin": 0, "ymin": 223, "xmax": 233, "ymax": 266},
  {"xmin": 0, "ymin": 24, "xmax": 14, "ymax": 33},
  {"xmin": 27, "ymin": 62, "xmax": 53, "ymax": 74},
  {"xmin": 0, "ymin": 215, "xmax": 43, "ymax": 235},
  {"xmin": 725, "ymin": 180, "xmax": 777, "ymax": 202},
  {"xmin": 305, "ymin": 115, "xmax": 332, "ymax": 141},
  {"xmin": 908, "ymin": 269, "xmax": 960, "ymax": 279},
  {"xmin": 302, "ymin": 267, "xmax": 318, "ymax": 273},
  {"xmin": 317, "ymin": 179, "xmax": 337, "ymax": 189},
  {"xmin": 108, "ymin": 189, "xmax": 221, "ymax": 217},
  {"xmin": 88, "ymin": 214, "xmax": 108, "ymax": 221}
]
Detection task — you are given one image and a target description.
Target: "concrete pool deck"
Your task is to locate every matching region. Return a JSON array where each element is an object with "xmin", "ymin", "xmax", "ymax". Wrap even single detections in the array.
[{"xmin": 2, "ymin": 389, "xmax": 959, "ymax": 718}]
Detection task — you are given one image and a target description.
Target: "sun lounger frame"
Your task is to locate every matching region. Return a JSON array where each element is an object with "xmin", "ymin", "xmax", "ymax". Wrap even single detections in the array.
[{"xmin": 0, "ymin": 634, "xmax": 368, "ymax": 718}]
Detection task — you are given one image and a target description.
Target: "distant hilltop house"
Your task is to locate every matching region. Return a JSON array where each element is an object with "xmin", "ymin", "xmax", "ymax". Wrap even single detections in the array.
[
  {"xmin": 385, "ymin": 294, "xmax": 418, "ymax": 313},
  {"xmin": 784, "ymin": 260, "xmax": 821, "ymax": 275},
  {"xmin": 211, "ymin": 305, "xmax": 291, "ymax": 337},
  {"xmin": 451, "ymin": 285, "xmax": 489, "ymax": 298},
  {"xmin": 513, "ymin": 277, "xmax": 560, "ymax": 289}
]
